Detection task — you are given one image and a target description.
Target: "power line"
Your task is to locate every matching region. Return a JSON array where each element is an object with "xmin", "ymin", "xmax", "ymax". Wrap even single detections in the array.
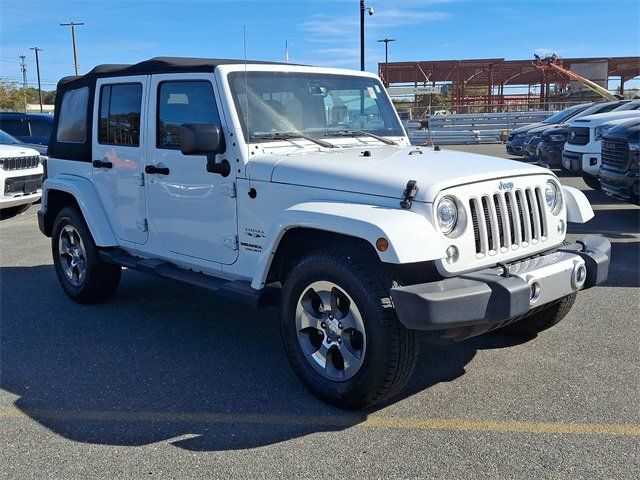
[{"xmin": 86, "ymin": 24, "xmax": 153, "ymax": 52}]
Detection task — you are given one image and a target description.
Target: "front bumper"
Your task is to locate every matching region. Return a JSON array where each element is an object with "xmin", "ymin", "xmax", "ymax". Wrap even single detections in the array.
[
  {"xmin": 537, "ymin": 141, "xmax": 563, "ymax": 167},
  {"xmin": 506, "ymin": 139, "xmax": 526, "ymax": 156},
  {"xmin": 524, "ymin": 138, "xmax": 542, "ymax": 158},
  {"xmin": 391, "ymin": 236, "xmax": 610, "ymax": 332},
  {"xmin": 600, "ymin": 167, "xmax": 640, "ymax": 202},
  {"xmin": 563, "ymin": 150, "xmax": 600, "ymax": 176}
]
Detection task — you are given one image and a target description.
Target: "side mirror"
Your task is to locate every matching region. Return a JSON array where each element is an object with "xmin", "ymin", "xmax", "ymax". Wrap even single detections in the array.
[
  {"xmin": 179, "ymin": 123, "xmax": 230, "ymax": 177},
  {"xmin": 179, "ymin": 123, "xmax": 224, "ymax": 156}
]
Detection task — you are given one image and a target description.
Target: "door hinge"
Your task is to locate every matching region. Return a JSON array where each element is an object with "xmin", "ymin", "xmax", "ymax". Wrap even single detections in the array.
[
  {"xmin": 223, "ymin": 234, "xmax": 238, "ymax": 251},
  {"xmin": 219, "ymin": 181, "xmax": 236, "ymax": 198},
  {"xmin": 134, "ymin": 173, "xmax": 145, "ymax": 186},
  {"xmin": 137, "ymin": 218, "xmax": 148, "ymax": 232}
]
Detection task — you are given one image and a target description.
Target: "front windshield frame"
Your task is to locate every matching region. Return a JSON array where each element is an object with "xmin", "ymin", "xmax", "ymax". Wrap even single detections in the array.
[{"xmin": 227, "ymin": 71, "xmax": 404, "ymax": 144}]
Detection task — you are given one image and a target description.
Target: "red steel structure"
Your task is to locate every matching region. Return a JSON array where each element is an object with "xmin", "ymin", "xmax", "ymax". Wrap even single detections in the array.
[{"xmin": 380, "ymin": 56, "xmax": 640, "ymax": 113}]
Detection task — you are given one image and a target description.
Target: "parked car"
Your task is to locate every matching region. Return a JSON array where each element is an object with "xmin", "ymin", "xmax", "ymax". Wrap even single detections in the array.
[
  {"xmin": 38, "ymin": 57, "xmax": 609, "ymax": 409},
  {"xmin": 534, "ymin": 100, "xmax": 631, "ymax": 166},
  {"xmin": 0, "ymin": 112, "xmax": 54, "ymax": 145},
  {"xmin": 506, "ymin": 103, "xmax": 593, "ymax": 156},
  {"xmin": 563, "ymin": 106, "xmax": 640, "ymax": 189},
  {"xmin": 0, "ymin": 129, "xmax": 48, "ymax": 155},
  {"xmin": 0, "ymin": 143, "xmax": 44, "ymax": 217},
  {"xmin": 599, "ymin": 118, "xmax": 640, "ymax": 204}
]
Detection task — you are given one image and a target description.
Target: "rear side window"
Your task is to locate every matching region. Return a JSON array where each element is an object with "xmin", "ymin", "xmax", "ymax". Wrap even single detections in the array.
[
  {"xmin": 29, "ymin": 120, "xmax": 52, "ymax": 137},
  {"xmin": 99, "ymin": 83, "xmax": 143, "ymax": 146},
  {"xmin": 157, "ymin": 81, "xmax": 220, "ymax": 149},
  {"xmin": 1, "ymin": 119, "xmax": 29, "ymax": 137},
  {"xmin": 57, "ymin": 87, "xmax": 89, "ymax": 143}
]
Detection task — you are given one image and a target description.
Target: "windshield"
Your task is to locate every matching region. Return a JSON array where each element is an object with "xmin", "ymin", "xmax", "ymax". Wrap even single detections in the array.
[
  {"xmin": 542, "ymin": 104, "xmax": 591, "ymax": 124},
  {"xmin": 229, "ymin": 72, "xmax": 404, "ymax": 143},
  {"xmin": 612, "ymin": 101, "xmax": 640, "ymax": 111},
  {"xmin": 0, "ymin": 129, "xmax": 21, "ymax": 145}
]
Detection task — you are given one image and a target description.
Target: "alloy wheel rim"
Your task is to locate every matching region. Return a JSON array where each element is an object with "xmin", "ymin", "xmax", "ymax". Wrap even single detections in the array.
[
  {"xmin": 58, "ymin": 225, "xmax": 87, "ymax": 287},
  {"xmin": 295, "ymin": 280, "xmax": 366, "ymax": 381}
]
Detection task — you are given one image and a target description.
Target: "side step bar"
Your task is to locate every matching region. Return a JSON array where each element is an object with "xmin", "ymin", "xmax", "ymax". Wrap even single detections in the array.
[{"xmin": 99, "ymin": 249, "xmax": 280, "ymax": 308}]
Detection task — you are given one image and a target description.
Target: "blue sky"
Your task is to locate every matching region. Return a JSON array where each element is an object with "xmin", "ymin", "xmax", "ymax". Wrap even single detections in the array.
[{"xmin": 1, "ymin": 0, "xmax": 638, "ymax": 90}]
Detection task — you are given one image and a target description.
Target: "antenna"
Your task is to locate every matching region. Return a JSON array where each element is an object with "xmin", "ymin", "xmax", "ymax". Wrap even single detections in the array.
[{"xmin": 243, "ymin": 26, "xmax": 251, "ymax": 184}]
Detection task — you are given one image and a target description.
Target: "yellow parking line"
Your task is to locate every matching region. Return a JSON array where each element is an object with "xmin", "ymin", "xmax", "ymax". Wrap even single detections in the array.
[{"xmin": 0, "ymin": 406, "xmax": 638, "ymax": 436}]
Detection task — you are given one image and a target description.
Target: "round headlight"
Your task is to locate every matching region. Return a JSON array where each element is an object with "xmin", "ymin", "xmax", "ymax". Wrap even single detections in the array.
[
  {"xmin": 437, "ymin": 197, "xmax": 458, "ymax": 234},
  {"xmin": 545, "ymin": 181, "xmax": 558, "ymax": 209}
]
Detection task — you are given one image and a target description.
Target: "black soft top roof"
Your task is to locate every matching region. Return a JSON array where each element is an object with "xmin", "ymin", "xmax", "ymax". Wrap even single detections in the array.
[{"xmin": 57, "ymin": 56, "xmax": 291, "ymax": 87}]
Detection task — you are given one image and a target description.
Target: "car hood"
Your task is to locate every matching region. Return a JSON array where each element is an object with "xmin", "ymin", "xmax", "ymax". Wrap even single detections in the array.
[
  {"xmin": 249, "ymin": 145, "xmax": 546, "ymax": 203},
  {"xmin": 511, "ymin": 122, "xmax": 546, "ymax": 134},
  {"xmin": 571, "ymin": 110, "xmax": 640, "ymax": 126},
  {"xmin": 0, "ymin": 144, "xmax": 42, "ymax": 157}
]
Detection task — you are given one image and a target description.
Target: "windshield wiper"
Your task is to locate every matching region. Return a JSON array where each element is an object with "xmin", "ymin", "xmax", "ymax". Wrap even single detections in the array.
[
  {"xmin": 326, "ymin": 129, "xmax": 397, "ymax": 145},
  {"xmin": 251, "ymin": 132, "xmax": 338, "ymax": 149}
]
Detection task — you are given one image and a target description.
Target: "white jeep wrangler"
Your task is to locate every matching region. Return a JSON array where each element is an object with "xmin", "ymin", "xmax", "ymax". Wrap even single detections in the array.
[{"xmin": 39, "ymin": 58, "xmax": 610, "ymax": 409}]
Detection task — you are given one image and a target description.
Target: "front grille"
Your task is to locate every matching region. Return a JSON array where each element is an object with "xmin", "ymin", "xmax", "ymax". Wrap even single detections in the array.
[
  {"xmin": 469, "ymin": 188, "xmax": 547, "ymax": 256},
  {"xmin": 602, "ymin": 138, "xmax": 629, "ymax": 171},
  {"xmin": 567, "ymin": 126, "xmax": 590, "ymax": 145},
  {"xmin": 1, "ymin": 155, "xmax": 40, "ymax": 171}
]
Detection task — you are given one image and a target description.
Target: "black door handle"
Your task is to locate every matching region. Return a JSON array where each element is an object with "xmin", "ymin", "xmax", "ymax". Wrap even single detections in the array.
[
  {"xmin": 92, "ymin": 159, "xmax": 113, "ymax": 169},
  {"xmin": 145, "ymin": 165, "xmax": 170, "ymax": 175}
]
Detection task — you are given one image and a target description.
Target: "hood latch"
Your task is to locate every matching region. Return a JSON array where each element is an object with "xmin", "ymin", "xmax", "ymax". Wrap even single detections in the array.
[{"xmin": 400, "ymin": 180, "xmax": 418, "ymax": 209}]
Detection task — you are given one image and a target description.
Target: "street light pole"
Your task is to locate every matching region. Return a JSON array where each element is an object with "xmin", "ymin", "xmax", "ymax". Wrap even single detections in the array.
[
  {"xmin": 30, "ymin": 47, "xmax": 43, "ymax": 113},
  {"xmin": 360, "ymin": 1, "xmax": 365, "ymax": 71},
  {"xmin": 377, "ymin": 38, "xmax": 396, "ymax": 87},
  {"xmin": 60, "ymin": 21, "xmax": 84, "ymax": 75},
  {"xmin": 359, "ymin": 1, "xmax": 374, "ymax": 71}
]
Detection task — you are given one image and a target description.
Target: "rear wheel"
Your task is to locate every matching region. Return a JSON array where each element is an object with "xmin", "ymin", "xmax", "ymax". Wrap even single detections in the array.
[
  {"xmin": 500, "ymin": 293, "xmax": 577, "ymax": 337},
  {"xmin": 582, "ymin": 174, "xmax": 601, "ymax": 191},
  {"xmin": 52, "ymin": 206, "xmax": 121, "ymax": 304},
  {"xmin": 280, "ymin": 248, "xmax": 419, "ymax": 409}
]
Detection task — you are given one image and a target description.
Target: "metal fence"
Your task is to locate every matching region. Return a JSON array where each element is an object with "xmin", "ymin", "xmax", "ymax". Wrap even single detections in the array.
[{"xmin": 405, "ymin": 110, "xmax": 554, "ymax": 145}]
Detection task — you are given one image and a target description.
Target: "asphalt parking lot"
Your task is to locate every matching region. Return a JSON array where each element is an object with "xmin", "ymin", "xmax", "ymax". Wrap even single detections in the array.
[{"xmin": 1, "ymin": 144, "xmax": 638, "ymax": 479}]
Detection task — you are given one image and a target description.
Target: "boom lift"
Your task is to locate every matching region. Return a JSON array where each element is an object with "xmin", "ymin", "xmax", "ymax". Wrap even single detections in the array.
[{"xmin": 533, "ymin": 54, "xmax": 621, "ymax": 101}]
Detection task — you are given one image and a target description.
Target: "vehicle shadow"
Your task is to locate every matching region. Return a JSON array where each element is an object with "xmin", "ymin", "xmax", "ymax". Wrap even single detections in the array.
[{"xmin": 1, "ymin": 264, "xmax": 526, "ymax": 452}]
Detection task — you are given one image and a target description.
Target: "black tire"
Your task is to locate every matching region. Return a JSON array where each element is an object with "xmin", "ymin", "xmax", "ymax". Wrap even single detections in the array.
[
  {"xmin": 52, "ymin": 206, "xmax": 121, "ymax": 304},
  {"xmin": 500, "ymin": 293, "xmax": 577, "ymax": 337},
  {"xmin": 280, "ymin": 248, "xmax": 419, "ymax": 410},
  {"xmin": 0, "ymin": 203, "xmax": 32, "ymax": 219},
  {"xmin": 582, "ymin": 174, "xmax": 601, "ymax": 191}
]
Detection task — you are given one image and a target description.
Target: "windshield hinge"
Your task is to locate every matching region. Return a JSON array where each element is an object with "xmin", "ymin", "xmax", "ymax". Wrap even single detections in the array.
[
  {"xmin": 223, "ymin": 235, "xmax": 239, "ymax": 251},
  {"xmin": 400, "ymin": 180, "xmax": 418, "ymax": 209},
  {"xmin": 219, "ymin": 181, "xmax": 236, "ymax": 198},
  {"xmin": 134, "ymin": 173, "xmax": 145, "ymax": 186},
  {"xmin": 136, "ymin": 218, "xmax": 148, "ymax": 232}
]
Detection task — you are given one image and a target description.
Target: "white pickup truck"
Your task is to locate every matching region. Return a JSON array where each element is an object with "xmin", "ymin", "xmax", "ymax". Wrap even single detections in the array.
[
  {"xmin": 0, "ymin": 144, "xmax": 43, "ymax": 217},
  {"xmin": 563, "ymin": 103, "xmax": 640, "ymax": 189},
  {"xmin": 38, "ymin": 58, "xmax": 610, "ymax": 409}
]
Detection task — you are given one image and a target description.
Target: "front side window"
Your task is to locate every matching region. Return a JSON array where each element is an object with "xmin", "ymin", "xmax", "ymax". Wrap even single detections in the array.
[
  {"xmin": 99, "ymin": 83, "xmax": 143, "ymax": 146},
  {"xmin": 228, "ymin": 72, "xmax": 403, "ymax": 142},
  {"xmin": 57, "ymin": 86, "xmax": 89, "ymax": 143},
  {"xmin": 157, "ymin": 81, "xmax": 220, "ymax": 149}
]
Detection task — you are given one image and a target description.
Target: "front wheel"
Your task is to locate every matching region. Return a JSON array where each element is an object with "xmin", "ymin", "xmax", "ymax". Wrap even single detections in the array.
[
  {"xmin": 500, "ymin": 293, "xmax": 577, "ymax": 337},
  {"xmin": 582, "ymin": 174, "xmax": 601, "ymax": 191},
  {"xmin": 52, "ymin": 207, "xmax": 121, "ymax": 304},
  {"xmin": 280, "ymin": 248, "xmax": 419, "ymax": 410}
]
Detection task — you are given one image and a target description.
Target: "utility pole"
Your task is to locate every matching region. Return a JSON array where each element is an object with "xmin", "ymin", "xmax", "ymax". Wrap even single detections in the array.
[
  {"xmin": 60, "ymin": 21, "xmax": 84, "ymax": 75},
  {"xmin": 19, "ymin": 55, "xmax": 28, "ymax": 88},
  {"xmin": 377, "ymin": 38, "xmax": 396, "ymax": 87},
  {"xmin": 30, "ymin": 47, "xmax": 43, "ymax": 113}
]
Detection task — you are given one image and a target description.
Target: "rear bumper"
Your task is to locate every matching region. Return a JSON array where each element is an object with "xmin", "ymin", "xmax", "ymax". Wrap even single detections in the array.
[{"xmin": 391, "ymin": 236, "xmax": 610, "ymax": 331}]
